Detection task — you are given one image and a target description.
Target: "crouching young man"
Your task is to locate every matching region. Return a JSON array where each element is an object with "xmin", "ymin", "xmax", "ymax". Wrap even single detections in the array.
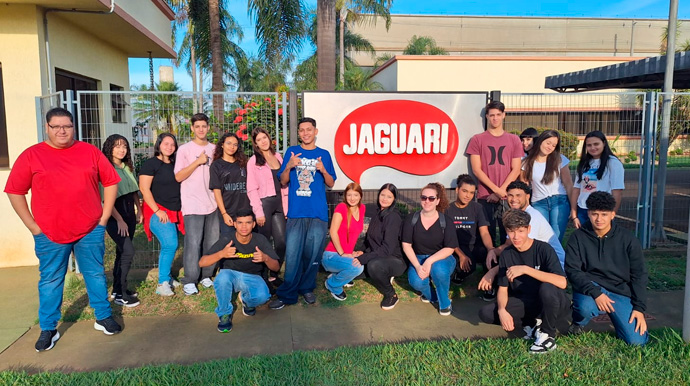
[
  {"xmin": 199, "ymin": 209, "xmax": 280, "ymax": 333},
  {"xmin": 479, "ymin": 209, "xmax": 570, "ymax": 354},
  {"xmin": 565, "ymin": 191, "xmax": 648, "ymax": 345}
]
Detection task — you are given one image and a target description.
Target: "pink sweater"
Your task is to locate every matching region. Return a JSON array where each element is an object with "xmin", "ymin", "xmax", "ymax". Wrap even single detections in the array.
[{"xmin": 246, "ymin": 153, "xmax": 289, "ymax": 219}]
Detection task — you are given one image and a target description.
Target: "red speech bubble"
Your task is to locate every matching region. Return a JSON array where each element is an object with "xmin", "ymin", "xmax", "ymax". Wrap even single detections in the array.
[{"xmin": 334, "ymin": 100, "xmax": 459, "ymax": 184}]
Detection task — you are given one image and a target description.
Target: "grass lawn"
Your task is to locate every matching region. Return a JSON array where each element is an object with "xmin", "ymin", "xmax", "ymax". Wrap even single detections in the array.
[{"xmin": 1, "ymin": 328, "xmax": 688, "ymax": 385}]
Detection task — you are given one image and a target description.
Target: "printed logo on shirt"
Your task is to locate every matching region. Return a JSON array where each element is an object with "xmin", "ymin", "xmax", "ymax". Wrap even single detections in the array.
[
  {"xmin": 582, "ymin": 168, "xmax": 599, "ymax": 192},
  {"xmin": 488, "ymin": 146, "xmax": 506, "ymax": 166},
  {"xmin": 235, "ymin": 252, "xmax": 254, "ymax": 259},
  {"xmin": 296, "ymin": 158, "xmax": 318, "ymax": 197},
  {"xmin": 223, "ymin": 181, "xmax": 247, "ymax": 193},
  {"xmin": 452, "ymin": 216, "xmax": 475, "ymax": 230},
  {"xmin": 534, "ymin": 265, "xmax": 541, "ymax": 270}
]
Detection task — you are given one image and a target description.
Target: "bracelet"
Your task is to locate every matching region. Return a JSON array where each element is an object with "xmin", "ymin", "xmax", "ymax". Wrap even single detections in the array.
[
  {"xmin": 154, "ymin": 209, "xmax": 161, "ymax": 214},
  {"xmin": 222, "ymin": 212, "xmax": 228, "ymax": 216}
]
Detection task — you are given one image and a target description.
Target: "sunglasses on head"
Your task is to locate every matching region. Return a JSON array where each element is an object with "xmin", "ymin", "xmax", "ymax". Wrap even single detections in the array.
[{"xmin": 420, "ymin": 195, "xmax": 437, "ymax": 202}]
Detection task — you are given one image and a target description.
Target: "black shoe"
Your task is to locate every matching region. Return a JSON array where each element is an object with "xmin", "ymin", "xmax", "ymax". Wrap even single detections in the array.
[
  {"xmin": 481, "ymin": 289, "xmax": 496, "ymax": 302},
  {"xmin": 303, "ymin": 292, "xmax": 317, "ymax": 304},
  {"xmin": 529, "ymin": 330, "xmax": 557, "ymax": 354},
  {"xmin": 111, "ymin": 289, "xmax": 138, "ymax": 299},
  {"xmin": 330, "ymin": 290, "xmax": 347, "ymax": 301},
  {"xmin": 439, "ymin": 306, "xmax": 452, "ymax": 316},
  {"xmin": 344, "ymin": 281, "xmax": 355, "ymax": 288},
  {"xmin": 217, "ymin": 314, "xmax": 233, "ymax": 333},
  {"xmin": 381, "ymin": 294, "xmax": 399, "ymax": 310},
  {"xmin": 242, "ymin": 305, "xmax": 256, "ymax": 316},
  {"xmin": 114, "ymin": 294, "xmax": 140, "ymax": 308},
  {"xmin": 420, "ymin": 294, "xmax": 431, "ymax": 303},
  {"xmin": 568, "ymin": 322, "xmax": 585, "ymax": 336},
  {"xmin": 35, "ymin": 329, "xmax": 60, "ymax": 352},
  {"xmin": 94, "ymin": 316, "xmax": 122, "ymax": 335},
  {"xmin": 269, "ymin": 298, "xmax": 285, "ymax": 310}
]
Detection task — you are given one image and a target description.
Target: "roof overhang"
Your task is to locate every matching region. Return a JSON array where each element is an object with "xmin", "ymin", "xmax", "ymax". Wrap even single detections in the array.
[{"xmin": 545, "ymin": 51, "xmax": 690, "ymax": 92}]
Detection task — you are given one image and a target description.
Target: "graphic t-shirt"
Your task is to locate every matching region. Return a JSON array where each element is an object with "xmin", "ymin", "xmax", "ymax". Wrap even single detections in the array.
[
  {"xmin": 209, "ymin": 158, "xmax": 250, "ymax": 217},
  {"xmin": 278, "ymin": 145, "xmax": 336, "ymax": 222},
  {"xmin": 325, "ymin": 203, "xmax": 366, "ymax": 254},
  {"xmin": 496, "ymin": 240, "xmax": 565, "ymax": 299},
  {"xmin": 444, "ymin": 201, "xmax": 489, "ymax": 247},
  {"xmin": 139, "ymin": 157, "xmax": 181, "ymax": 211},
  {"xmin": 576, "ymin": 156, "xmax": 625, "ymax": 209},
  {"xmin": 174, "ymin": 141, "xmax": 217, "ymax": 215},
  {"xmin": 209, "ymin": 232, "xmax": 279, "ymax": 275},
  {"xmin": 4, "ymin": 141, "xmax": 120, "ymax": 243},
  {"xmin": 466, "ymin": 131, "xmax": 523, "ymax": 199}
]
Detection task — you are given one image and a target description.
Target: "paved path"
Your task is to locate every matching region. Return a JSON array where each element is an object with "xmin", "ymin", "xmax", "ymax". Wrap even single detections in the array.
[{"xmin": 0, "ymin": 266, "xmax": 684, "ymax": 374}]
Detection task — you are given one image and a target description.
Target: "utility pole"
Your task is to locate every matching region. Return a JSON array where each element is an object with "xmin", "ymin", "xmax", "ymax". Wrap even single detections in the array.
[{"xmin": 630, "ymin": 20, "xmax": 637, "ymax": 56}]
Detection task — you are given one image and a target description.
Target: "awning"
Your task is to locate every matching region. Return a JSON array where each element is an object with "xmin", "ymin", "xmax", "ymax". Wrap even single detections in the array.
[{"xmin": 545, "ymin": 51, "xmax": 690, "ymax": 92}]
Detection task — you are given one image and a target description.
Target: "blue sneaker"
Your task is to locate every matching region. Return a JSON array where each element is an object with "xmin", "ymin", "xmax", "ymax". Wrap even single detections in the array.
[{"xmin": 217, "ymin": 314, "xmax": 233, "ymax": 333}]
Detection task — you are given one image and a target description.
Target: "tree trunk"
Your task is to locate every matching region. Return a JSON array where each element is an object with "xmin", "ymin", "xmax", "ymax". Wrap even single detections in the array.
[
  {"xmin": 209, "ymin": 0, "xmax": 224, "ymax": 123},
  {"xmin": 339, "ymin": 8, "xmax": 346, "ymax": 88},
  {"xmin": 317, "ymin": 0, "xmax": 336, "ymax": 91},
  {"xmin": 190, "ymin": 36, "xmax": 199, "ymax": 113}
]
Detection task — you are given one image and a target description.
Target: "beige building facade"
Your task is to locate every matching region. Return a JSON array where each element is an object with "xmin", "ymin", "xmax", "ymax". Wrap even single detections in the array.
[{"xmin": 0, "ymin": 0, "xmax": 174, "ymax": 267}]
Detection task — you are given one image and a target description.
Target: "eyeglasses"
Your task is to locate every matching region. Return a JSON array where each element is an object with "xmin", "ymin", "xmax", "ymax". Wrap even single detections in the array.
[
  {"xmin": 47, "ymin": 124, "xmax": 74, "ymax": 131},
  {"xmin": 420, "ymin": 195, "xmax": 437, "ymax": 202}
]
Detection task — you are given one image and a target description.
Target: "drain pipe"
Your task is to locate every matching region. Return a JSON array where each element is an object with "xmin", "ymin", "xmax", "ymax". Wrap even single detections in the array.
[{"xmin": 43, "ymin": 0, "xmax": 116, "ymax": 93}]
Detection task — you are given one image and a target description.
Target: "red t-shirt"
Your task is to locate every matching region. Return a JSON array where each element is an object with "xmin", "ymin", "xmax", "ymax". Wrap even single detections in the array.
[
  {"xmin": 4, "ymin": 141, "xmax": 120, "ymax": 243},
  {"xmin": 325, "ymin": 203, "xmax": 366, "ymax": 254},
  {"xmin": 465, "ymin": 131, "xmax": 523, "ymax": 199}
]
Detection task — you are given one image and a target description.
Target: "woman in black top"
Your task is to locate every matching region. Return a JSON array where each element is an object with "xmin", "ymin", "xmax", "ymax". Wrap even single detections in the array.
[
  {"xmin": 402, "ymin": 182, "xmax": 458, "ymax": 316},
  {"xmin": 139, "ymin": 133, "xmax": 183, "ymax": 297},
  {"xmin": 210, "ymin": 132, "xmax": 250, "ymax": 235}
]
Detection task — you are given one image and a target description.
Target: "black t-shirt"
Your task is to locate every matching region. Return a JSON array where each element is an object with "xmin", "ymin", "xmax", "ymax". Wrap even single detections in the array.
[
  {"xmin": 209, "ymin": 232, "xmax": 279, "ymax": 275},
  {"xmin": 209, "ymin": 159, "xmax": 250, "ymax": 216},
  {"xmin": 496, "ymin": 240, "xmax": 565, "ymax": 298},
  {"xmin": 444, "ymin": 201, "xmax": 489, "ymax": 247},
  {"xmin": 139, "ymin": 157, "xmax": 181, "ymax": 211},
  {"xmin": 401, "ymin": 212, "xmax": 458, "ymax": 255}
]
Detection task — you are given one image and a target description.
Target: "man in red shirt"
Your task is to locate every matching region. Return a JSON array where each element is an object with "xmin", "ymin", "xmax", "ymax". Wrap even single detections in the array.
[{"xmin": 5, "ymin": 107, "xmax": 123, "ymax": 352}]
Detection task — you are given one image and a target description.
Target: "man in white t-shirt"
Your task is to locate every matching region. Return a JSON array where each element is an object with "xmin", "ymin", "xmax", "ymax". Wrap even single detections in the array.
[{"xmin": 480, "ymin": 181, "xmax": 566, "ymax": 297}]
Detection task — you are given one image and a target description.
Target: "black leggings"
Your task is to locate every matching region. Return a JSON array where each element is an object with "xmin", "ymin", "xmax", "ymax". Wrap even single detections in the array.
[
  {"xmin": 257, "ymin": 196, "xmax": 286, "ymax": 275},
  {"xmin": 106, "ymin": 192, "xmax": 137, "ymax": 295},
  {"xmin": 453, "ymin": 244, "xmax": 488, "ymax": 282},
  {"xmin": 365, "ymin": 257, "xmax": 408, "ymax": 298}
]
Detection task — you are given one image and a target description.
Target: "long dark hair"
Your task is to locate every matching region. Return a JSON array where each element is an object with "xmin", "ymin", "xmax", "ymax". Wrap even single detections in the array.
[
  {"xmin": 422, "ymin": 182, "xmax": 450, "ymax": 213},
  {"xmin": 523, "ymin": 130, "xmax": 562, "ymax": 185},
  {"xmin": 154, "ymin": 132, "xmax": 178, "ymax": 163},
  {"xmin": 576, "ymin": 130, "xmax": 617, "ymax": 183},
  {"xmin": 102, "ymin": 134, "xmax": 133, "ymax": 171},
  {"xmin": 213, "ymin": 132, "xmax": 247, "ymax": 168},
  {"xmin": 251, "ymin": 127, "xmax": 276, "ymax": 166}
]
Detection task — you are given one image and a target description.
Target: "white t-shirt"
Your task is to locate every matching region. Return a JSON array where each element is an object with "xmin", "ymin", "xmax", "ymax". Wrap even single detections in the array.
[
  {"xmin": 524, "ymin": 154, "xmax": 570, "ymax": 202},
  {"xmin": 576, "ymin": 156, "xmax": 625, "ymax": 209},
  {"xmin": 525, "ymin": 205, "xmax": 555, "ymax": 242}
]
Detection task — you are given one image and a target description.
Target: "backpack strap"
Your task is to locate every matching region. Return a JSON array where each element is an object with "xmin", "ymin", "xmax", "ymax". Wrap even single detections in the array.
[{"xmin": 411, "ymin": 210, "xmax": 445, "ymax": 231}]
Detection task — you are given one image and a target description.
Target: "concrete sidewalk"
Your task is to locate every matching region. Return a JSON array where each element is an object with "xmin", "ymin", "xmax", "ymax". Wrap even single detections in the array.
[{"xmin": 0, "ymin": 266, "xmax": 684, "ymax": 374}]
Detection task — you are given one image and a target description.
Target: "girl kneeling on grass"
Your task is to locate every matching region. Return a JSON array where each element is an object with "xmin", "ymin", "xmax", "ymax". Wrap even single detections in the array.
[
  {"xmin": 102, "ymin": 134, "xmax": 143, "ymax": 307},
  {"xmin": 402, "ymin": 183, "xmax": 458, "ymax": 316},
  {"xmin": 322, "ymin": 183, "xmax": 366, "ymax": 301}
]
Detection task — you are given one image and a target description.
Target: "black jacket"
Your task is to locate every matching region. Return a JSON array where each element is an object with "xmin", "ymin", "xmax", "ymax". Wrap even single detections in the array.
[
  {"xmin": 565, "ymin": 222, "xmax": 648, "ymax": 312},
  {"xmin": 358, "ymin": 208, "xmax": 403, "ymax": 264}
]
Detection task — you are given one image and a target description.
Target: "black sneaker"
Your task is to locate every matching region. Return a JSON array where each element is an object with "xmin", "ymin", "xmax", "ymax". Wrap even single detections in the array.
[
  {"xmin": 330, "ymin": 290, "xmax": 347, "ymax": 301},
  {"xmin": 269, "ymin": 298, "xmax": 285, "ymax": 310},
  {"xmin": 420, "ymin": 294, "xmax": 431, "ymax": 303},
  {"xmin": 35, "ymin": 329, "xmax": 60, "ymax": 352},
  {"xmin": 381, "ymin": 294, "xmax": 399, "ymax": 310},
  {"xmin": 344, "ymin": 281, "xmax": 355, "ymax": 288},
  {"xmin": 568, "ymin": 322, "xmax": 585, "ymax": 336},
  {"xmin": 114, "ymin": 294, "xmax": 140, "ymax": 308},
  {"xmin": 217, "ymin": 314, "xmax": 233, "ymax": 333},
  {"xmin": 439, "ymin": 306, "xmax": 452, "ymax": 316},
  {"xmin": 481, "ymin": 289, "xmax": 496, "ymax": 302},
  {"xmin": 529, "ymin": 330, "xmax": 557, "ymax": 354},
  {"xmin": 94, "ymin": 316, "xmax": 122, "ymax": 335},
  {"xmin": 303, "ymin": 292, "xmax": 317, "ymax": 304},
  {"xmin": 242, "ymin": 305, "xmax": 257, "ymax": 316},
  {"xmin": 110, "ymin": 289, "xmax": 138, "ymax": 299}
]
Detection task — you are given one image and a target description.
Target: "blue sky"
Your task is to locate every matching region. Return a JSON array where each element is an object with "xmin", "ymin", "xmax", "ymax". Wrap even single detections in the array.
[{"xmin": 129, "ymin": 0, "xmax": 690, "ymax": 91}]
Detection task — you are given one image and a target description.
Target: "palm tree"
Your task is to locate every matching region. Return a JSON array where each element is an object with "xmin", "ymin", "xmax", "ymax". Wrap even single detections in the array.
[
  {"xmin": 317, "ymin": 0, "xmax": 337, "ymax": 91},
  {"xmin": 131, "ymin": 82, "xmax": 192, "ymax": 135},
  {"xmin": 343, "ymin": 64, "xmax": 383, "ymax": 91},
  {"xmin": 403, "ymin": 35, "xmax": 448, "ymax": 55}
]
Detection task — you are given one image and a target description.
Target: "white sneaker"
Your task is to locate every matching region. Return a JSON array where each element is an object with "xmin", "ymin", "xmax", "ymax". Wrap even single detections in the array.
[
  {"xmin": 183, "ymin": 283, "xmax": 199, "ymax": 296},
  {"xmin": 523, "ymin": 318, "xmax": 543, "ymax": 340},
  {"xmin": 529, "ymin": 329, "xmax": 557, "ymax": 354},
  {"xmin": 200, "ymin": 278, "xmax": 214, "ymax": 288},
  {"xmin": 171, "ymin": 279, "xmax": 182, "ymax": 288},
  {"xmin": 156, "ymin": 281, "xmax": 175, "ymax": 297}
]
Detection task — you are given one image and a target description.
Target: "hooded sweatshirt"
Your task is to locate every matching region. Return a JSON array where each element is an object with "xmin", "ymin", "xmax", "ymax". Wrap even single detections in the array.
[{"xmin": 565, "ymin": 222, "xmax": 648, "ymax": 312}]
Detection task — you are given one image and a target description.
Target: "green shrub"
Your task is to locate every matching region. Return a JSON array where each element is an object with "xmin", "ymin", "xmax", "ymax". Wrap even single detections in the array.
[{"xmin": 509, "ymin": 128, "xmax": 579, "ymax": 160}]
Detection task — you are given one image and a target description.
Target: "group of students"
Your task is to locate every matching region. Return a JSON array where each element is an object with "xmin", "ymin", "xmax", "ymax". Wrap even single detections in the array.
[{"xmin": 12, "ymin": 104, "xmax": 646, "ymax": 354}]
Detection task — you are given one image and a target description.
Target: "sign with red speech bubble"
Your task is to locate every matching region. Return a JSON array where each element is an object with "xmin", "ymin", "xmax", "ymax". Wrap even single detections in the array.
[{"xmin": 302, "ymin": 92, "xmax": 487, "ymax": 189}]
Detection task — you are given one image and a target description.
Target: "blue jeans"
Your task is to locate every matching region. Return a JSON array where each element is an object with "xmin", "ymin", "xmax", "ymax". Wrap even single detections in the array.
[
  {"xmin": 149, "ymin": 214, "xmax": 179, "ymax": 284},
  {"xmin": 181, "ymin": 211, "xmax": 220, "ymax": 285},
  {"xmin": 532, "ymin": 194, "xmax": 570, "ymax": 243},
  {"xmin": 577, "ymin": 207, "xmax": 589, "ymax": 227},
  {"xmin": 276, "ymin": 217, "xmax": 327, "ymax": 304},
  {"xmin": 322, "ymin": 251, "xmax": 364, "ymax": 295},
  {"xmin": 33, "ymin": 225, "xmax": 111, "ymax": 330},
  {"xmin": 213, "ymin": 269, "xmax": 270, "ymax": 317},
  {"xmin": 407, "ymin": 254, "xmax": 456, "ymax": 310},
  {"xmin": 572, "ymin": 283, "xmax": 649, "ymax": 346}
]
